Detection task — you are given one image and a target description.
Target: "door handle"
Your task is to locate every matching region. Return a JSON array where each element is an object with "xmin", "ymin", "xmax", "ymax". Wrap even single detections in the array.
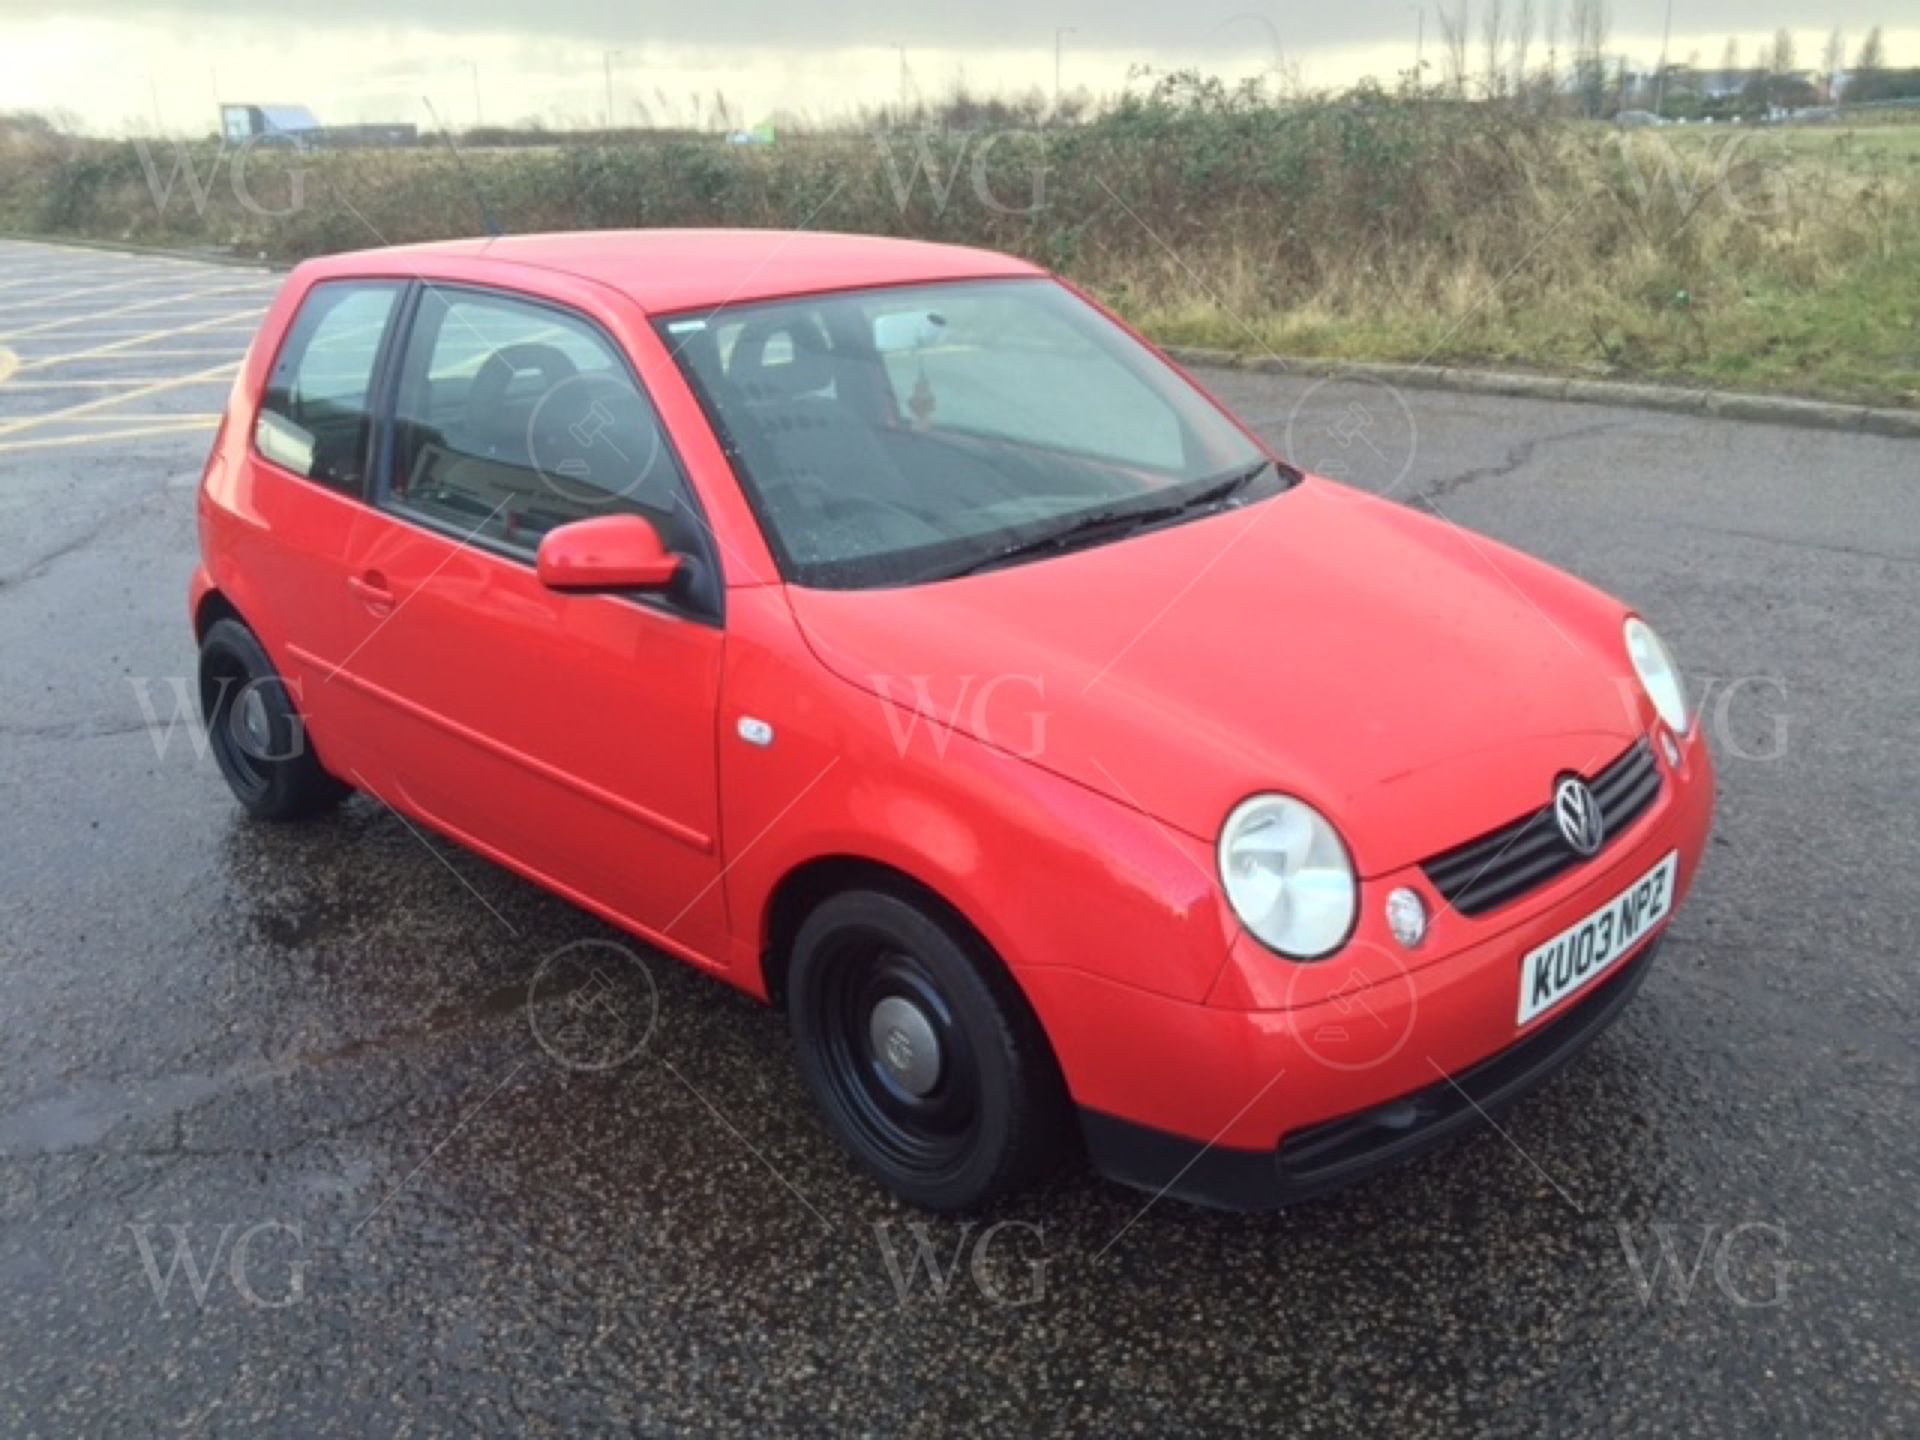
[{"xmin": 347, "ymin": 571, "xmax": 396, "ymax": 615}]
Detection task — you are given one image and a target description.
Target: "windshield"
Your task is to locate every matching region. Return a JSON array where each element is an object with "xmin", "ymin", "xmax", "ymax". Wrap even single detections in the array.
[{"xmin": 657, "ymin": 278, "xmax": 1282, "ymax": 589}]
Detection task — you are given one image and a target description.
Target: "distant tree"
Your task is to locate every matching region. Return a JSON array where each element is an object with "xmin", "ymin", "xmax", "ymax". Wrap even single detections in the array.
[
  {"xmin": 1744, "ymin": 71, "xmax": 1818, "ymax": 109},
  {"xmin": 1766, "ymin": 29, "xmax": 1797, "ymax": 76},
  {"xmin": 1720, "ymin": 37, "xmax": 1740, "ymax": 77},
  {"xmin": 1438, "ymin": 0, "xmax": 1473, "ymax": 98},
  {"xmin": 1855, "ymin": 27, "xmax": 1885, "ymax": 73},
  {"xmin": 1568, "ymin": 0, "xmax": 1612, "ymax": 116},
  {"xmin": 1511, "ymin": 0, "xmax": 1536, "ymax": 97},
  {"xmin": 1481, "ymin": 0, "xmax": 1507, "ymax": 97},
  {"xmin": 1822, "ymin": 29, "xmax": 1847, "ymax": 100},
  {"xmin": 1542, "ymin": 0, "xmax": 1562, "ymax": 98}
]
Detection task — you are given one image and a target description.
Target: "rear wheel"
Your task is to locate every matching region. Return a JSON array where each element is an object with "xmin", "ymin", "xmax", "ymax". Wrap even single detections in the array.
[
  {"xmin": 788, "ymin": 888, "xmax": 1068, "ymax": 1211},
  {"xmin": 198, "ymin": 618, "xmax": 349, "ymax": 821}
]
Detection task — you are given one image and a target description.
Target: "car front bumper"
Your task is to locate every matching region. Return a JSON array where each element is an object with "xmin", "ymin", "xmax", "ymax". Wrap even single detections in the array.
[
  {"xmin": 1020, "ymin": 725, "xmax": 1715, "ymax": 1210},
  {"xmin": 1079, "ymin": 934, "xmax": 1662, "ymax": 1209}
]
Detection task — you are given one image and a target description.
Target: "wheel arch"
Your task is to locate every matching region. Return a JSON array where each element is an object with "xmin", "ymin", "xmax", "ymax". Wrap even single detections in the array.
[
  {"xmin": 193, "ymin": 587, "xmax": 246, "ymax": 641},
  {"xmin": 761, "ymin": 854, "xmax": 1001, "ymax": 1013}
]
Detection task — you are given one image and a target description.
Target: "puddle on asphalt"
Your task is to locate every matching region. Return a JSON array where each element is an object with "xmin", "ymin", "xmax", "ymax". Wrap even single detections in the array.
[{"xmin": 0, "ymin": 969, "xmax": 611, "ymax": 1158}]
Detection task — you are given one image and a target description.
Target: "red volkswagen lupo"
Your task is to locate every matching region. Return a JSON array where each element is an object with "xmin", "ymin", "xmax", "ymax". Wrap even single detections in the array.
[{"xmin": 191, "ymin": 231, "xmax": 1714, "ymax": 1211}]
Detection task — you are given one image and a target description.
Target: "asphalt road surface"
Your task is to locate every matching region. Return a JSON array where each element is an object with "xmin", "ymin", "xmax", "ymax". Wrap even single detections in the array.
[{"xmin": 0, "ymin": 236, "xmax": 1915, "ymax": 1436}]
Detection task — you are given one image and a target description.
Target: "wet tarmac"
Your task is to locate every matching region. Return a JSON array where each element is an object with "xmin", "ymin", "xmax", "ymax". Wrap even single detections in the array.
[{"xmin": 0, "ymin": 237, "xmax": 1915, "ymax": 1435}]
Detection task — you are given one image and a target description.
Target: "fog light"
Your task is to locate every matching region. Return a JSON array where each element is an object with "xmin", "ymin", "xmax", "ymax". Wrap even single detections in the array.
[
  {"xmin": 1659, "ymin": 728, "xmax": 1681, "ymax": 767},
  {"xmin": 1385, "ymin": 887, "xmax": 1428, "ymax": 948}
]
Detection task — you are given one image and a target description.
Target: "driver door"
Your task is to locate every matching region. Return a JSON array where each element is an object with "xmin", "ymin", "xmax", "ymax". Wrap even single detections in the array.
[{"xmin": 336, "ymin": 281, "xmax": 731, "ymax": 962}]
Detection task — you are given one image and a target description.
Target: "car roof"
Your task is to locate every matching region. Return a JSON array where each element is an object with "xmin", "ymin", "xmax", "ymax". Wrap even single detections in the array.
[{"xmin": 303, "ymin": 229, "xmax": 1046, "ymax": 314}]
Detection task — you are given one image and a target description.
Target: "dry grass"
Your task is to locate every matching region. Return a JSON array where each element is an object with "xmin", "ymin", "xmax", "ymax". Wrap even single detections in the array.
[{"xmin": 3, "ymin": 89, "xmax": 1916, "ymax": 405}]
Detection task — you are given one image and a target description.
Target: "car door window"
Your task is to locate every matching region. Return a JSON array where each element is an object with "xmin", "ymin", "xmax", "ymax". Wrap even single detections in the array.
[
  {"xmin": 388, "ymin": 285, "xmax": 690, "ymax": 556},
  {"xmin": 255, "ymin": 281, "xmax": 401, "ymax": 493}
]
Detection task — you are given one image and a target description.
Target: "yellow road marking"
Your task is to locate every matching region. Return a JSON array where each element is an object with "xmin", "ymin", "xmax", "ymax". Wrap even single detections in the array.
[
  {"xmin": 0, "ymin": 376, "xmax": 233, "ymax": 389},
  {"xmin": 0, "ymin": 274, "xmax": 233, "ymax": 317},
  {"xmin": 14, "ymin": 349, "xmax": 241, "ymax": 366},
  {"xmin": 17, "ymin": 323, "xmax": 262, "ymax": 342},
  {"xmin": 21, "ymin": 411, "xmax": 225, "ymax": 424},
  {"xmin": 0, "ymin": 419, "xmax": 217, "ymax": 454},
  {"xmin": 0, "ymin": 360, "xmax": 239, "ymax": 437},
  {"xmin": 0, "ymin": 268, "xmax": 156, "ymax": 288},
  {"xmin": 14, "ymin": 307, "xmax": 261, "ymax": 374},
  {"xmin": 0, "ymin": 289, "xmax": 276, "ymax": 322}
]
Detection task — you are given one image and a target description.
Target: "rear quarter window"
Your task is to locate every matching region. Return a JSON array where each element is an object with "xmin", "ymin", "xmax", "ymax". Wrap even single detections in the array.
[{"xmin": 255, "ymin": 280, "xmax": 402, "ymax": 495}]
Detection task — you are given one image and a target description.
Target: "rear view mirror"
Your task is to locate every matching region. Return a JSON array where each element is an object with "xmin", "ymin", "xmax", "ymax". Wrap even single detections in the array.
[
  {"xmin": 872, "ymin": 310, "xmax": 947, "ymax": 356},
  {"xmin": 536, "ymin": 515, "xmax": 681, "ymax": 592}
]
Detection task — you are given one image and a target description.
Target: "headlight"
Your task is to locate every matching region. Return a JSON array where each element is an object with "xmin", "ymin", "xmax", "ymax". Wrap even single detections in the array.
[
  {"xmin": 1217, "ymin": 794, "xmax": 1356, "ymax": 960},
  {"xmin": 1624, "ymin": 617, "xmax": 1689, "ymax": 734}
]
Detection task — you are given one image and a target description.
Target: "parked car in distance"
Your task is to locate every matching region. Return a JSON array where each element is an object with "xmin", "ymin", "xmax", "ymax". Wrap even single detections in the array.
[{"xmin": 191, "ymin": 230, "xmax": 1715, "ymax": 1211}]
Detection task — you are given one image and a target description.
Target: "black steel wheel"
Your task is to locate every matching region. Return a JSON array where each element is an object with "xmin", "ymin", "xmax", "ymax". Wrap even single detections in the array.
[
  {"xmin": 198, "ymin": 617, "xmax": 349, "ymax": 821},
  {"xmin": 788, "ymin": 887, "xmax": 1067, "ymax": 1211}
]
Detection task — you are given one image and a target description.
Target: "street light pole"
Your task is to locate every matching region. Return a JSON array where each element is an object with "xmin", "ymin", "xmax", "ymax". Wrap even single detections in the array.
[
  {"xmin": 603, "ymin": 50, "xmax": 619, "ymax": 132},
  {"xmin": 468, "ymin": 60, "xmax": 483, "ymax": 129},
  {"xmin": 1054, "ymin": 27, "xmax": 1077, "ymax": 114}
]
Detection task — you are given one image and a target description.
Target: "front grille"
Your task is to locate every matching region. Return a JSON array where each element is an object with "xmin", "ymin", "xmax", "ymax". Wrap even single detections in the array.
[{"xmin": 1420, "ymin": 739, "xmax": 1662, "ymax": 917}]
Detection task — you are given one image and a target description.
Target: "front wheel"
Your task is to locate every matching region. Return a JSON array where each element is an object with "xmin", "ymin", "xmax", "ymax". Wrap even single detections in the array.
[
  {"xmin": 788, "ymin": 888, "xmax": 1068, "ymax": 1211},
  {"xmin": 198, "ymin": 617, "xmax": 349, "ymax": 821}
]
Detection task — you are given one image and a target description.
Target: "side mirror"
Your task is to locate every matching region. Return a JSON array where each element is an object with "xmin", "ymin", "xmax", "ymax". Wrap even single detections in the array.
[{"xmin": 535, "ymin": 514, "xmax": 681, "ymax": 592}]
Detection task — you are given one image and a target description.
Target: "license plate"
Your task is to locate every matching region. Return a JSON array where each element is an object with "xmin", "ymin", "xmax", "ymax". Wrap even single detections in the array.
[{"xmin": 1517, "ymin": 851, "xmax": 1677, "ymax": 1025}]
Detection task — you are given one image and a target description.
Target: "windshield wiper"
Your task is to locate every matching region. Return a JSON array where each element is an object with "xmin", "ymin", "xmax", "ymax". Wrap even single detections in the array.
[
  {"xmin": 939, "ymin": 459, "xmax": 1278, "ymax": 581},
  {"xmin": 940, "ymin": 504, "xmax": 1187, "ymax": 579},
  {"xmin": 1182, "ymin": 457, "xmax": 1273, "ymax": 512}
]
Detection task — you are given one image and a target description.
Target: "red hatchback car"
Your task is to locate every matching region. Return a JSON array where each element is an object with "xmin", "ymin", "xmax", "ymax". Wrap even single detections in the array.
[{"xmin": 191, "ymin": 231, "xmax": 1714, "ymax": 1211}]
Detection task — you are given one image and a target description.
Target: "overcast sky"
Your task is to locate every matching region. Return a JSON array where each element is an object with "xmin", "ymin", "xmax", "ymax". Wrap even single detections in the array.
[{"xmin": 1, "ymin": 1, "xmax": 1912, "ymax": 133}]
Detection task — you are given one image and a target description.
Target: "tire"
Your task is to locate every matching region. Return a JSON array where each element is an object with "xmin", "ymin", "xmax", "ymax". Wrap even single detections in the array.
[
  {"xmin": 788, "ymin": 887, "xmax": 1068, "ymax": 1211},
  {"xmin": 197, "ymin": 617, "xmax": 349, "ymax": 821}
]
